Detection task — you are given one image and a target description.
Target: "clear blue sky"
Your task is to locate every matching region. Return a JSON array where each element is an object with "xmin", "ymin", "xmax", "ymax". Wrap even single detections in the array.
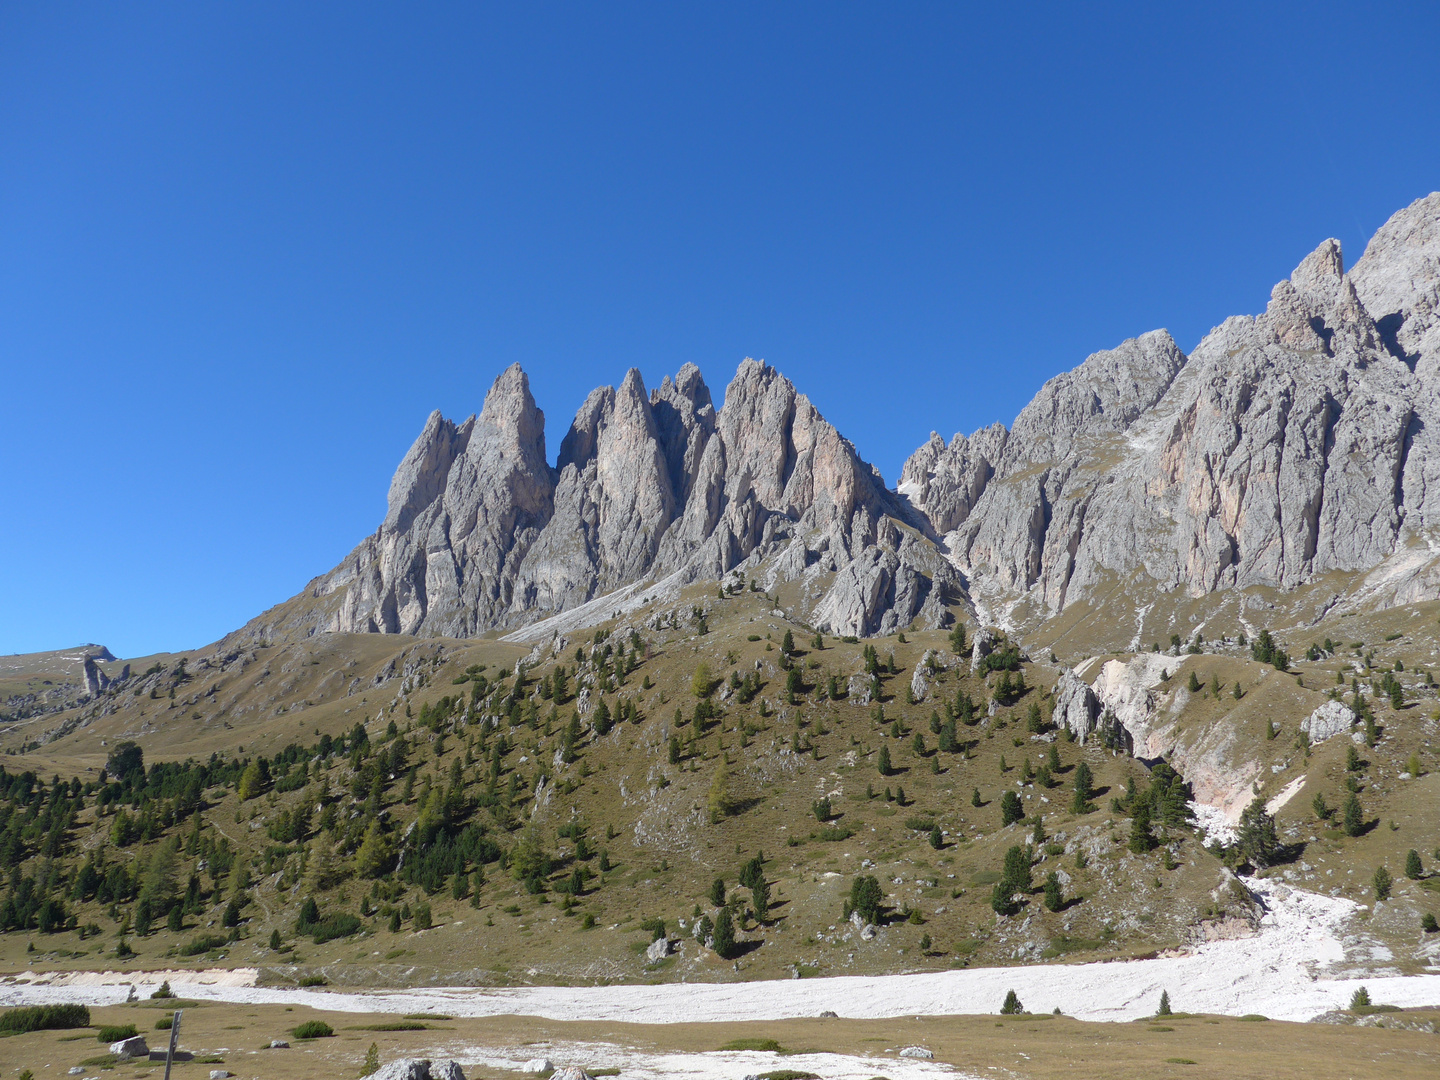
[{"xmin": 3, "ymin": 3, "xmax": 1439, "ymax": 658}]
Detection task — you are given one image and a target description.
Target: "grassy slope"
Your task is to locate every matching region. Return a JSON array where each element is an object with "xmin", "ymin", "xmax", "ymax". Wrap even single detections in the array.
[{"xmin": 0, "ymin": 584, "xmax": 1437, "ymax": 986}]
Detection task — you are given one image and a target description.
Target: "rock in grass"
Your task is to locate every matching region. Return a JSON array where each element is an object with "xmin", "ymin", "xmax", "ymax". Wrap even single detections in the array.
[
  {"xmin": 369, "ymin": 1060, "xmax": 469, "ymax": 1080},
  {"xmin": 109, "ymin": 1036, "xmax": 148, "ymax": 1058}
]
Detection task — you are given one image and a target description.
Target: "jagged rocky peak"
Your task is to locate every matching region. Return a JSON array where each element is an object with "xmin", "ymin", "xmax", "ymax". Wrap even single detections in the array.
[
  {"xmin": 286, "ymin": 355, "xmax": 954, "ymax": 643},
  {"xmin": 903, "ymin": 191, "xmax": 1440, "ymax": 625},
  {"xmin": 1351, "ymin": 191, "xmax": 1440, "ymax": 376},
  {"xmin": 251, "ymin": 192, "xmax": 1440, "ymax": 650}
]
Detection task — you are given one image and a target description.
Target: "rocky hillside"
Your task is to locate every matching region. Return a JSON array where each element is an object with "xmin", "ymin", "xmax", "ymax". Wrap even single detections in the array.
[{"xmin": 902, "ymin": 192, "xmax": 1440, "ymax": 643}]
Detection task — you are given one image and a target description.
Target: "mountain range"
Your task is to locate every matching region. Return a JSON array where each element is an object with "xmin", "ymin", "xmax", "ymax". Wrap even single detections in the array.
[{"xmin": 243, "ymin": 191, "xmax": 1440, "ymax": 654}]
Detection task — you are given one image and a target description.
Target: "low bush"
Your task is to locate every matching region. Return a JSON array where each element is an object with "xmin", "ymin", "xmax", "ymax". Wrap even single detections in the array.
[
  {"xmin": 179, "ymin": 934, "xmax": 229, "ymax": 956},
  {"xmin": 97, "ymin": 1024, "xmax": 138, "ymax": 1042},
  {"xmin": 310, "ymin": 913, "xmax": 362, "ymax": 944},
  {"xmin": 291, "ymin": 1020, "xmax": 334, "ymax": 1039},
  {"xmin": 0, "ymin": 1004, "xmax": 90, "ymax": 1033}
]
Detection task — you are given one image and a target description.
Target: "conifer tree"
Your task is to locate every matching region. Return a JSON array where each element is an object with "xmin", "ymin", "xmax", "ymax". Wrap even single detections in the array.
[
  {"xmin": 1000, "ymin": 989, "xmax": 1024, "ymax": 1014},
  {"xmin": 1343, "ymin": 792, "xmax": 1365, "ymax": 837},
  {"xmin": 1071, "ymin": 760, "xmax": 1095, "ymax": 814},
  {"xmin": 1000, "ymin": 790, "xmax": 1024, "ymax": 826},
  {"xmin": 712, "ymin": 907, "xmax": 736, "ymax": 958},
  {"xmin": 1236, "ymin": 797, "xmax": 1278, "ymax": 867},
  {"xmin": 1128, "ymin": 801, "xmax": 1155, "ymax": 853}
]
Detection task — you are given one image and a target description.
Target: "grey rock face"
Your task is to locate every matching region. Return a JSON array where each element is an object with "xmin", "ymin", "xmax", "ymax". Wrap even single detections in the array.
[
  {"xmin": 1052, "ymin": 669, "xmax": 1100, "ymax": 741},
  {"xmin": 254, "ymin": 192, "xmax": 1440, "ymax": 646},
  {"xmin": 270, "ymin": 357, "xmax": 955, "ymax": 642},
  {"xmin": 1300, "ymin": 700, "xmax": 1358, "ymax": 744},
  {"xmin": 903, "ymin": 191, "xmax": 1440, "ymax": 617}
]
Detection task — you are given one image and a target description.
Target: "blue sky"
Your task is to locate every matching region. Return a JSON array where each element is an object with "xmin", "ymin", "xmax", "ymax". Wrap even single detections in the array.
[{"xmin": 3, "ymin": 3, "xmax": 1439, "ymax": 658}]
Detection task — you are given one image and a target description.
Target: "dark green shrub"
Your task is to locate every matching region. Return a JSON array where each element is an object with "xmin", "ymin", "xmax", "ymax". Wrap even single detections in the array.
[
  {"xmin": 97, "ymin": 1024, "xmax": 138, "ymax": 1042},
  {"xmin": 178, "ymin": 934, "xmax": 228, "ymax": 956},
  {"xmin": 292, "ymin": 1020, "xmax": 334, "ymax": 1039},
  {"xmin": 311, "ymin": 913, "xmax": 362, "ymax": 943},
  {"xmin": 0, "ymin": 1004, "xmax": 90, "ymax": 1033}
]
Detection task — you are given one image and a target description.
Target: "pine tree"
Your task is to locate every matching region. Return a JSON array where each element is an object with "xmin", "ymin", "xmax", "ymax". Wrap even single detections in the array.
[
  {"xmin": 752, "ymin": 878, "xmax": 770, "ymax": 922},
  {"xmin": 1186, "ymin": 670, "xmax": 1201, "ymax": 693},
  {"xmin": 1128, "ymin": 801, "xmax": 1155, "ymax": 853},
  {"xmin": 929, "ymin": 824, "xmax": 943, "ymax": 850},
  {"xmin": 1373, "ymin": 865, "xmax": 1392, "ymax": 901},
  {"xmin": 1000, "ymin": 790, "xmax": 1024, "ymax": 827},
  {"xmin": 848, "ymin": 874, "xmax": 883, "ymax": 923},
  {"xmin": 1405, "ymin": 849, "xmax": 1424, "ymax": 880},
  {"xmin": 1000, "ymin": 989, "xmax": 1024, "ymax": 1014},
  {"xmin": 1157, "ymin": 990, "xmax": 1171, "ymax": 1017},
  {"xmin": 1071, "ymin": 760, "xmax": 1095, "ymax": 814},
  {"xmin": 877, "ymin": 745, "xmax": 892, "ymax": 776},
  {"xmin": 1043, "ymin": 871, "xmax": 1062, "ymax": 912},
  {"xmin": 1001, "ymin": 844, "xmax": 1032, "ymax": 895},
  {"xmin": 1236, "ymin": 797, "xmax": 1278, "ymax": 867},
  {"xmin": 361, "ymin": 1043, "xmax": 380, "ymax": 1078},
  {"xmin": 1343, "ymin": 792, "xmax": 1364, "ymax": 837},
  {"xmin": 949, "ymin": 623, "xmax": 967, "ymax": 655},
  {"xmin": 972, "ymin": 787, "xmax": 982, "ymax": 808}
]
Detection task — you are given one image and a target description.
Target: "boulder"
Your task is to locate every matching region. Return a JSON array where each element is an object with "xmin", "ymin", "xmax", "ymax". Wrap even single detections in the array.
[
  {"xmin": 523, "ymin": 1059, "xmax": 553, "ymax": 1074},
  {"xmin": 909, "ymin": 652, "xmax": 936, "ymax": 702},
  {"xmin": 110, "ymin": 1036, "xmax": 149, "ymax": 1058},
  {"xmin": 370, "ymin": 1060, "xmax": 468, "ymax": 1080},
  {"xmin": 847, "ymin": 674, "xmax": 874, "ymax": 706},
  {"xmin": 645, "ymin": 936, "xmax": 672, "ymax": 962},
  {"xmin": 550, "ymin": 1068, "xmax": 594, "ymax": 1080},
  {"xmin": 899, "ymin": 1047, "xmax": 934, "ymax": 1059},
  {"xmin": 270, "ymin": 1039, "xmax": 290, "ymax": 1048},
  {"xmin": 970, "ymin": 628, "xmax": 996, "ymax": 674},
  {"xmin": 1301, "ymin": 700, "xmax": 1358, "ymax": 744}
]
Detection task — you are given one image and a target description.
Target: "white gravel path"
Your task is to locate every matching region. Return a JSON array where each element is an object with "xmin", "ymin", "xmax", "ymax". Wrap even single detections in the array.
[{"xmin": 4, "ymin": 881, "xmax": 1438, "ymax": 1023}]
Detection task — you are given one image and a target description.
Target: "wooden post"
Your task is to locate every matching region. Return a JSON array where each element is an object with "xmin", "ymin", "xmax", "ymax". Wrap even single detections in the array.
[{"xmin": 162, "ymin": 1010, "xmax": 182, "ymax": 1080}]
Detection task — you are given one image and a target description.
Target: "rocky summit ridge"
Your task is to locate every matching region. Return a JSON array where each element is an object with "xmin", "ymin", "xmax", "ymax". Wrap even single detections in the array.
[
  {"xmin": 250, "ymin": 192, "xmax": 1440, "ymax": 648},
  {"xmin": 283, "ymin": 358, "xmax": 957, "ymax": 642}
]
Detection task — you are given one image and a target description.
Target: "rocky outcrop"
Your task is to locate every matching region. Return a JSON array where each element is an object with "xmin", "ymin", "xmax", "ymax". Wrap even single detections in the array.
[
  {"xmin": 369, "ymin": 1060, "xmax": 467, "ymax": 1080},
  {"xmin": 903, "ymin": 192, "xmax": 1440, "ymax": 620},
  {"xmin": 258, "ymin": 358, "xmax": 957, "ymax": 643},
  {"xmin": 1300, "ymin": 700, "xmax": 1358, "ymax": 744},
  {"xmin": 1052, "ymin": 668, "xmax": 1101, "ymax": 741}
]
